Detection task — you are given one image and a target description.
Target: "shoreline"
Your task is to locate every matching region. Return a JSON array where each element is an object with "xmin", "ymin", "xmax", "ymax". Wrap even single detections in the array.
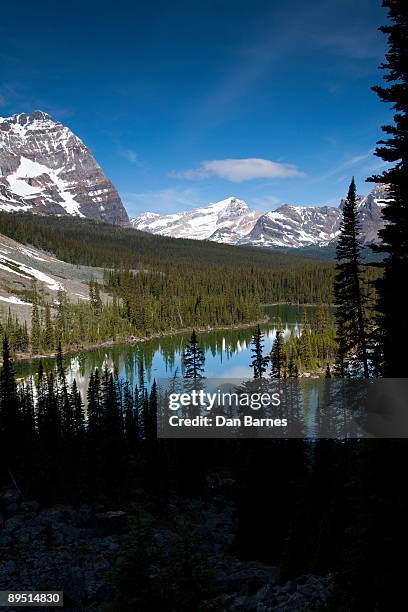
[
  {"xmin": 11, "ymin": 301, "xmax": 334, "ymax": 367},
  {"xmin": 12, "ymin": 316, "xmax": 270, "ymax": 365}
]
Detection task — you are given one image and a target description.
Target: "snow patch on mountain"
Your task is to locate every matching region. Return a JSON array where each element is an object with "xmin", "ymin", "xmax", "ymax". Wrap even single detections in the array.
[
  {"xmin": 0, "ymin": 294, "xmax": 32, "ymax": 306},
  {"xmin": 6, "ymin": 156, "xmax": 84, "ymax": 216},
  {"xmin": 0, "ymin": 253, "xmax": 64, "ymax": 291}
]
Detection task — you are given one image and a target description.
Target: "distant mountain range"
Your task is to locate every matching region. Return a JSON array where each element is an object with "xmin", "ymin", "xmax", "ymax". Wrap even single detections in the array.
[
  {"xmin": 131, "ymin": 186, "xmax": 389, "ymax": 249},
  {"xmin": 0, "ymin": 111, "xmax": 389, "ymax": 250},
  {"xmin": 0, "ymin": 111, "xmax": 128, "ymax": 224}
]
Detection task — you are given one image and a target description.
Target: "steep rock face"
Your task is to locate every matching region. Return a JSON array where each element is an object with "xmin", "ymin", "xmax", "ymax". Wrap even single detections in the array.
[
  {"xmin": 131, "ymin": 185, "xmax": 389, "ymax": 249},
  {"xmin": 0, "ymin": 111, "xmax": 128, "ymax": 225},
  {"xmin": 242, "ymin": 204, "xmax": 341, "ymax": 248}
]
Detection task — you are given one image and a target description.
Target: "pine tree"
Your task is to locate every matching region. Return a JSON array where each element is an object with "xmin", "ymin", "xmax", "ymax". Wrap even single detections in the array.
[
  {"xmin": 101, "ymin": 367, "xmax": 123, "ymax": 442},
  {"xmin": 87, "ymin": 370, "xmax": 102, "ymax": 440},
  {"xmin": 183, "ymin": 330, "xmax": 205, "ymax": 379},
  {"xmin": 36, "ymin": 360, "xmax": 47, "ymax": 437},
  {"xmin": 369, "ymin": 0, "xmax": 408, "ymax": 376},
  {"xmin": 56, "ymin": 340, "xmax": 74, "ymax": 439},
  {"xmin": 71, "ymin": 379, "xmax": 85, "ymax": 438},
  {"xmin": 143, "ymin": 379, "xmax": 158, "ymax": 444},
  {"xmin": 43, "ymin": 302, "xmax": 54, "ymax": 351},
  {"xmin": 287, "ymin": 354, "xmax": 299, "ymax": 378},
  {"xmin": 0, "ymin": 336, "xmax": 20, "ymax": 451},
  {"xmin": 123, "ymin": 381, "xmax": 137, "ymax": 448},
  {"xmin": 270, "ymin": 330, "xmax": 285, "ymax": 378},
  {"xmin": 31, "ymin": 294, "xmax": 41, "ymax": 355},
  {"xmin": 334, "ymin": 178, "xmax": 369, "ymax": 377},
  {"xmin": 19, "ymin": 379, "xmax": 36, "ymax": 442},
  {"xmin": 250, "ymin": 324, "xmax": 269, "ymax": 379},
  {"xmin": 55, "ymin": 289, "xmax": 68, "ymax": 345},
  {"xmin": 100, "ymin": 367, "xmax": 124, "ymax": 489}
]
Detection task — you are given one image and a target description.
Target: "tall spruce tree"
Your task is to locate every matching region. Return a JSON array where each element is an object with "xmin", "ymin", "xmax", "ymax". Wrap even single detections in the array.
[
  {"xmin": 31, "ymin": 294, "xmax": 41, "ymax": 355},
  {"xmin": 334, "ymin": 178, "xmax": 370, "ymax": 377},
  {"xmin": 250, "ymin": 324, "xmax": 269, "ymax": 379},
  {"xmin": 369, "ymin": 0, "xmax": 408, "ymax": 376},
  {"xmin": 183, "ymin": 330, "xmax": 205, "ymax": 379},
  {"xmin": 270, "ymin": 330, "xmax": 285, "ymax": 378},
  {"xmin": 43, "ymin": 303, "xmax": 54, "ymax": 351}
]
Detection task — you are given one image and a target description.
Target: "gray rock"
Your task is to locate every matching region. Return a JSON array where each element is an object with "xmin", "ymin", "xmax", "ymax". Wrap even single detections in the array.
[
  {"xmin": 152, "ymin": 529, "xmax": 173, "ymax": 547},
  {"xmin": 95, "ymin": 583, "xmax": 114, "ymax": 604},
  {"xmin": 57, "ymin": 523, "xmax": 79, "ymax": 542},
  {"xmin": 279, "ymin": 581, "xmax": 296, "ymax": 594},
  {"xmin": 93, "ymin": 511, "xmax": 128, "ymax": 537},
  {"xmin": 0, "ymin": 532, "xmax": 12, "ymax": 546},
  {"xmin": 15, "ymin": 524, "xmax": 46, "ymax": 544},
  {"xmin": 4, "ymin": 515, "xmax": 24, "ymax": 533},
  {"xmin": 75, "ymin": 504, "xmax": 94, "ymax": 527},
  {"xmin": 2, "ymin": 560, "xmax": 16, "ymax": 574},
  {"xmin": 0, "ymin": 489, "xmax": 21, "ymax": 505},
  {"xmin": 21, "ymin": 501, "xmax": 40, "ymax": 513},
  {"xmin": 63, "ymin": 566, "xmax": 86, "ymax": 606}
]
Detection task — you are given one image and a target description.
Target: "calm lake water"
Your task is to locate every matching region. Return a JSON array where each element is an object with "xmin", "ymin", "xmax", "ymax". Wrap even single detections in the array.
[
  {"xmin": 15, "ymin": 305, "xmax": 317, "ymax": 397},
  {"xmin": 15, "ymin": 304, "xmax": 379, "ymax": 439}
]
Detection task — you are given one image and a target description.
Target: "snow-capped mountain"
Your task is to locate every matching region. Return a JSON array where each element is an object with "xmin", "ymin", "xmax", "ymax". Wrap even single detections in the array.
[
  {"xmin": 131, "ymin": 185, "xmax": 389, "ymax": 249},
  {"xmin": 131, "ymin": 197, "xmax": 261, "ymax": 244},
  {"xmin": 242, "ymin": 204, "xmax": 341, "ymax": 248},
  {"xmin": 0, "ymin": 111, "xmax": 128, "ymax": 224}
]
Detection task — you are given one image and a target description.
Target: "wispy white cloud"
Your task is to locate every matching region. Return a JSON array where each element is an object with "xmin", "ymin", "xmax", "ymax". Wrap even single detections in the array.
[
  {"xmin": 171, "ymin": 158, "xmax": 304, "ymax": 183},
  {"xmin": 342, "ymin": 151, "xmax": 375, "ymax": 167},
  {"xmin": 121, "ymin": 187, "xmax": 203, "ymax": 217},
  {"xmin": 117, "ymin": 144, "xmax": 139, "ymax": 164},
  {"xmin": 361, "ymin": 158, "xmax": 391, "ymax": 175},
  {"xmin": 318, "ymin": 30, "xmax": 384, "ymax": 60},
  {"xmin": 309, "ymin": 149, "xmax": 375, "ymax": 185}
]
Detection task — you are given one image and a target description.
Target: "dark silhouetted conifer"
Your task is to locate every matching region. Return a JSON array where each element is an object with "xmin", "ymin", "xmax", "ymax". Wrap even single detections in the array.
[
  {"xmin": 270, "ymin": 330, "xmax": 285, "ymax": 378},
  {"xmin": 369, "ymin": 0, "xmax": 408, "ymax": 376},
  {"xmin": 250, "ymin": 325, "xmax": 268, "ymax": 379},
  {"xmin": 334, "ymin": 178, "xmax": 369, "ymax": 377},
  {"xmin": 183, "ymin": 330, "xmax": 205, "ymax": 379}
]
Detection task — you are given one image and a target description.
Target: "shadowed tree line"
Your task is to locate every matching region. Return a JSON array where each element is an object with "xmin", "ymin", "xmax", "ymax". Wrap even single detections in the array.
[{"xmin": 0, "ymin": 337, "xmax": 161, "ymax": 505}]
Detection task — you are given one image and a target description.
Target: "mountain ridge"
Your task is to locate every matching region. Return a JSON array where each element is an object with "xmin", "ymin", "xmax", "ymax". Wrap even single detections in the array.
[{"xmin": 131, "ymin": 185, "xmax": 389, "ymax": 249}]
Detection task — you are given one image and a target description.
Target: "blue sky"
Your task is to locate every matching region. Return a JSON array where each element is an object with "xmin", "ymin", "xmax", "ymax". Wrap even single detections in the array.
[{"xmin": 0, "ymin": 0, "xmax": 391, "ymax": 217}]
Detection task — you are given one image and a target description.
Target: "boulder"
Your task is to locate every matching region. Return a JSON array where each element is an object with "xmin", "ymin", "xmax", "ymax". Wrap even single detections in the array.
[
  {"xmin": 4, "ymin": 515, "xmax": 24, "ymax": 533},
  {"xmin": 0, "ymin": 489, "xmax": 21, "ymax": 506},
  {"xmin": 93, "ymin": 511, "xmax": 128, "ymax": 537},
  {"xmin": 21, "ymin": 500, "xmax": 40, "ymax": 513},
  {"xmin": 0, "ymin": 532, "xmax": 11, "ymax": 547},
  {"xmin": 75, "ymin": 504, "xmax": 94, "ymax": 527},
  {"xmin": 63, "ymin": 566, "xmax": 86, "ymax": 606},
  {"xmin": 5, "ymin": 503, "xmax": 20, "ymax": 515}
]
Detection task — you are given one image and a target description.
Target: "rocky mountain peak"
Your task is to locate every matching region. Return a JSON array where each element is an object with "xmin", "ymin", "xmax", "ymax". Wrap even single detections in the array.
[{"xmin": 0, "ymin": 111, "xmax": 128, "ymax": 224}]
